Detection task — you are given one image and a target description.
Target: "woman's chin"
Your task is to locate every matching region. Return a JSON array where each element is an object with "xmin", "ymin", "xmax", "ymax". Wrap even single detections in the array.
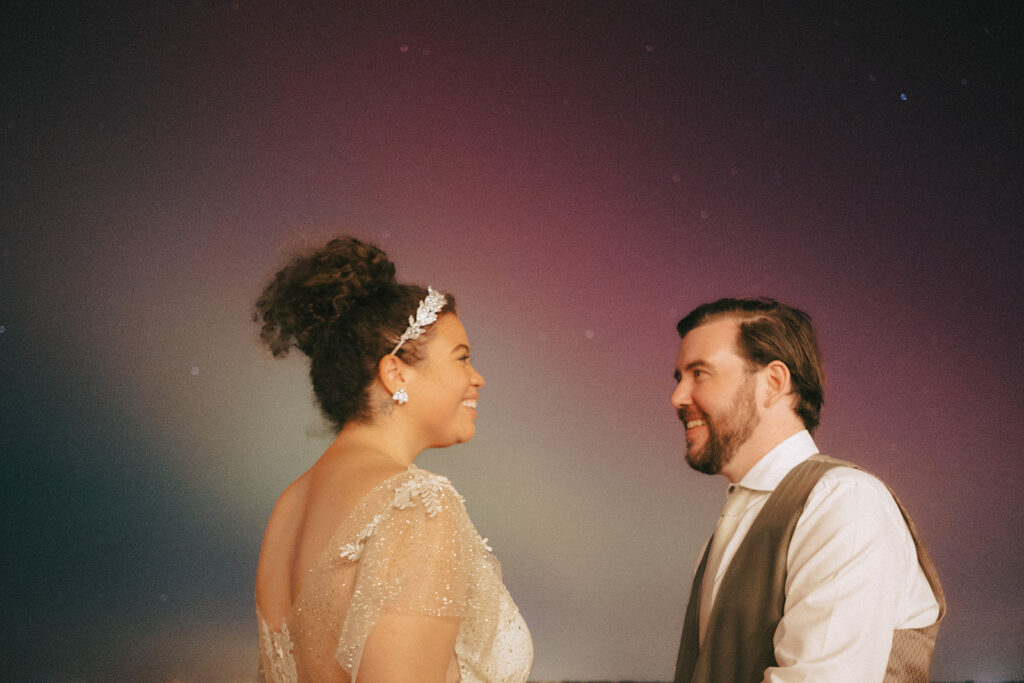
[
  {"xmin": 430, "ymin": 429, "xmax": 475, "ymax": 449},
  {"xmin": 453, "ymin": 428, "xmax": 477, "ymax": 445}
]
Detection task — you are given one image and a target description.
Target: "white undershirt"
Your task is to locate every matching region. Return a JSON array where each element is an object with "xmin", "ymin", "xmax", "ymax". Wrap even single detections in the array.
[{"xmin": 703, "ymin": 430, "xmax": 940, "ymax": 683}]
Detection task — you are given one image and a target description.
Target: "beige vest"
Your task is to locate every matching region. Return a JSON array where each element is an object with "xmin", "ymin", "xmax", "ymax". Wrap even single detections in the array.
[{"xmin": 674, "ymin": 455, "xmax": 946, "ymax": 683}]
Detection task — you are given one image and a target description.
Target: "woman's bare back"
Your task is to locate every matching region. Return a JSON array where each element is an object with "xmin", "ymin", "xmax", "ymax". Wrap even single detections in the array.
[{"xmin": 255, "ymin": 454, "xmax": 407, "ymax": 628}]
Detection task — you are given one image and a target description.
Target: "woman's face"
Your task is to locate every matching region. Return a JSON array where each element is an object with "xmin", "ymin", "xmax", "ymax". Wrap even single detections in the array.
[{"xmin": 406, "ymin": 313, "xmax": 485, "ymax": 448}]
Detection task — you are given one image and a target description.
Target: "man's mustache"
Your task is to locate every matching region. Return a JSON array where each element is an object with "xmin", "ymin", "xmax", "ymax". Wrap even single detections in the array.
[{"xmin": 678, "ymin": 408, "xmax": 703, "ymax": 424}]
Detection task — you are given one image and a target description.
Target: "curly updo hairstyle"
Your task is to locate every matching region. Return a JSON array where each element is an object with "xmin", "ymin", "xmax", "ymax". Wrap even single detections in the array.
[{"xmin": 254, "ymin": 236, "xmax": 456, "ymax": 431}]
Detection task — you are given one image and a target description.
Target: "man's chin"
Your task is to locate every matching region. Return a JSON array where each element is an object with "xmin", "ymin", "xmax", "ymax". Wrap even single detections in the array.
[{"xmin": 685, "ymin": 448, "xmax": 723, "ymax": 475}]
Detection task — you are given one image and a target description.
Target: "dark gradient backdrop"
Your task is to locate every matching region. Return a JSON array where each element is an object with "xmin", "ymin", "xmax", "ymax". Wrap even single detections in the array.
[{"xmin": 3, "ymin": 2, "xmax": 1022, "ymax": 681}]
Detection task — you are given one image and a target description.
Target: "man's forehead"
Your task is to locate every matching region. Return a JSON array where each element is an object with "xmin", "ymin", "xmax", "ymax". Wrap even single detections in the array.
[{"xmin": 677, "ymin": 317, "xmax": 742, "ymax": 363}]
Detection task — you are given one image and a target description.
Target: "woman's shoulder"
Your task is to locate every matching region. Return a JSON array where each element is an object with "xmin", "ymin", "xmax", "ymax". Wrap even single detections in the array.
[
  {"xmin": 261, "ymin": 473, "xmax": 312, "ymax": 550},
  {"xmin": 338, "ymin": 466, "xmax": 471, "ymax": 562},
  {"xmin": 255, "ymin": 474, "xmax": 313, "ymax": 612},
  {"xmin": 391, "ymin": 465, "xmax": 465, "ymax": 512},
  {"xmin": 362, "ymin": 466, "xmax": 470, "ymax": 528}
]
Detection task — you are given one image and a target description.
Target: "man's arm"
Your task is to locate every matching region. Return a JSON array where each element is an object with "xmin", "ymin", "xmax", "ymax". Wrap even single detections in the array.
[{"xmin": 765, "ymin": 468, "xmax": 931, "ymax": 683}]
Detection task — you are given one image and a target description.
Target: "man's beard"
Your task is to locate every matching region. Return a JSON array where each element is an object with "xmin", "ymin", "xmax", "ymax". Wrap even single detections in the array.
[{"xmin": 680, "ymin": 375, "xmax": 759, "ymax": 475}]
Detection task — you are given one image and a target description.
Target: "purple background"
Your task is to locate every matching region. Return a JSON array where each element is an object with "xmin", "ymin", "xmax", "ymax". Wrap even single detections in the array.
[{"xmin": 3, "ymin": 2, "xmax": 1022, "ymax": 680}]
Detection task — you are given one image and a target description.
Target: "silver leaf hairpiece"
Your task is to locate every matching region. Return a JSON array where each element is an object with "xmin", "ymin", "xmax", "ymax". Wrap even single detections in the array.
[{"xmin": 389, "ymin": 287, "xmax": 447, "ymax": 355}]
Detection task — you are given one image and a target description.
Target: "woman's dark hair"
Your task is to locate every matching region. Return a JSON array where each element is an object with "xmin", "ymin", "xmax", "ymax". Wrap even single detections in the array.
[
  {"xmin": 254, "ymin": 236, "xmax": 456, "ymax": 431},
  {"xmin": 676, "ymin": 297, "xmax": 824, "ymax": 433}
]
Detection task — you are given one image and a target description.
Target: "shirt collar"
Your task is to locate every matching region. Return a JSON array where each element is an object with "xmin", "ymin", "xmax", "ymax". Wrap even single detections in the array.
[{"xmin": 738, "ymin": 430, "xmax": 819, "ymax": 492}]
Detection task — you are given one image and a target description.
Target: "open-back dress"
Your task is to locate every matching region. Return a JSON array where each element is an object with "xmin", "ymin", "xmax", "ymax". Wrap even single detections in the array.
[{"xmin": 257, "ymin": 465, "xmax": 532, "ymax": 682}]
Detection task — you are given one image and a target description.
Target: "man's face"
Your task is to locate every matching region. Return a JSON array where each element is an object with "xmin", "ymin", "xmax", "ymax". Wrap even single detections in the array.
[{"xmin": 670, "ymin": 318, "xmax": 760, "ymax": 475}]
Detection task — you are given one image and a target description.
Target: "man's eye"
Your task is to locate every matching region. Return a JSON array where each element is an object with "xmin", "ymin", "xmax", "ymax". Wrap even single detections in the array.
[{"xmin": 693, "ymin": 369, "xmax": 704, "ymax": 378}]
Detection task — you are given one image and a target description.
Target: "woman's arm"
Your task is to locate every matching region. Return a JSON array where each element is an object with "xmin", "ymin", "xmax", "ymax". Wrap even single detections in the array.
[{"xmin": 357, "ymin": 613, "xmax": 460, "ymax": 683}]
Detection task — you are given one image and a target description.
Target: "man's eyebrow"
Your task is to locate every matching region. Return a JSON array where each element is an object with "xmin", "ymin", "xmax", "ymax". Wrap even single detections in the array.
[{"xmin": 674, "ymin": 360, "xmax": 709, "ymax": 380}]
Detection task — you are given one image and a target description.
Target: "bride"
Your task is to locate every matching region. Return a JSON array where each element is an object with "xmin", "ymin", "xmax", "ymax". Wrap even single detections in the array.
[{"xmin": 253, "ymin": 236, "xmax": 532, "ymax": 682}]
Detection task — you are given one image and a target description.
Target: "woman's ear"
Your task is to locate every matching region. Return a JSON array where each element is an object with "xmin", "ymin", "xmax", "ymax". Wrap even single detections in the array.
[{"xmin": 378, "ymin": 354, "xmax": 407, "ymax": 396}]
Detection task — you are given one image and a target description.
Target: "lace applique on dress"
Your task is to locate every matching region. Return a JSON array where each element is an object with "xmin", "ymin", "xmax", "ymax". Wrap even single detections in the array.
[
  {"xmin": 456, "ymin": 581, "xmax": 533, "ymax": 683},
  {"xmin": 338, "ymin": 513, "xmax": 385, "ymax": 561},
  {"xmin": 394, "ymin": 472, "xmax": 492, "ymax": 553},
  {"xmin": 339, "ymin": 470, "xmax": 461, "ymax": 561},
  {"xmin": 259, "ymin": 612, "xmax": 297, "ymax": 683},
  {"xmin": 391, "ymin": 470, "xmax": 460, "ymax": 515},
  {"xmin": 258, "ymin": 466, "xmax": 533, "ymax": 682}
]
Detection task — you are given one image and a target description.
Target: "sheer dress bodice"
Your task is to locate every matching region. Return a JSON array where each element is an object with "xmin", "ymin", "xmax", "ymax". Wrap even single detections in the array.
[{"xmin": 257, "ymin": 466, "xmax": 532, "ymax": 682}]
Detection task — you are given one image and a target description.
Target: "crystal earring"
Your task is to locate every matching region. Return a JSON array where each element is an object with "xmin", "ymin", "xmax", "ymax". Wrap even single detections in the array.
[{"xmin": 392, "ymin": 387, "xmax": 409, "ymax": 405}]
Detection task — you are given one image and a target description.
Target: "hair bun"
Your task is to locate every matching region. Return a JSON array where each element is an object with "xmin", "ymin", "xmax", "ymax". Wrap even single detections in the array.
[{"xmin": 255, "ymin": 236, "xmax": 396, "ymax": 357}]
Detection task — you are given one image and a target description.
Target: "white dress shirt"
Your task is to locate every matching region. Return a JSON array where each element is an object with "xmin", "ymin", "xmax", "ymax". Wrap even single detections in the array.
[{"xmin": 704, "ymin": 430, "xmax": 940, "ymax": 683}]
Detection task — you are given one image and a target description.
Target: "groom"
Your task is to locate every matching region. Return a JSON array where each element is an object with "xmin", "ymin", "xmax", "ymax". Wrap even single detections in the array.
[{"xmin": 669, "ymin": 298, "xmax": 944, "ymax": 683}]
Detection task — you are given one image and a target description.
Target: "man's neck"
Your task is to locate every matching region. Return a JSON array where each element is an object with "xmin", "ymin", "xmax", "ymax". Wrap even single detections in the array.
[{"xmin": 721, "ymin": 422, "xmax": 806, "ymax": 483}]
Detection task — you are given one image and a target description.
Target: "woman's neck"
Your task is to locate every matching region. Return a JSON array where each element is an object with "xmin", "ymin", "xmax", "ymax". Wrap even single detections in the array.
[{"xmin": 326, "ymin": 418, "xmax": 422, "ymax": 468}]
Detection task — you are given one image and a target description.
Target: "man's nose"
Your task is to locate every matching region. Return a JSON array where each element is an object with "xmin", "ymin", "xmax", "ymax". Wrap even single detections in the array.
[{"xmin": 670, "ymin": 380, "xmax": 692, "ymax": 409}]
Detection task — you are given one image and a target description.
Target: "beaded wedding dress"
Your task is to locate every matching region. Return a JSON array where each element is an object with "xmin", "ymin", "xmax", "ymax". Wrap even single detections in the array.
[{"xmin": 257, "ymin": 466, "xmax": 533, "ymax": 682}]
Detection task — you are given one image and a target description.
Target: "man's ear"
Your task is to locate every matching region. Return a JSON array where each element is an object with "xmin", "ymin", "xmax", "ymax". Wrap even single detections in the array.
[
  {"xmin": 377, "ymin": 354, "xmax": 408, "ymax": 395},
  {"xmin": 762, "ymin": 360, "xmax": 793, "ymax": 407}
]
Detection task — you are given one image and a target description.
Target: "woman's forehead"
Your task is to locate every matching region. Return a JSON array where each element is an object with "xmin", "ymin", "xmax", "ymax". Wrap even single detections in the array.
[{"xmin": 427, "ymin": 314, "xmax": 468, "ymax": 350}]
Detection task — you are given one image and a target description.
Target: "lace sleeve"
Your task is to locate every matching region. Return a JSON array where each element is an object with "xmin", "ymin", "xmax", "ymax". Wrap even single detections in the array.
[{"xmin": 335, "ymin": 470, "xmax": 496, "ymax": 678}]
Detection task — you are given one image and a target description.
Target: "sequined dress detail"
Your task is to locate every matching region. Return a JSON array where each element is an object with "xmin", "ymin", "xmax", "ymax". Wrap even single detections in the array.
[{"xmin": 257, "ymin": 467, "xmax": 532, "ymax": 682}]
